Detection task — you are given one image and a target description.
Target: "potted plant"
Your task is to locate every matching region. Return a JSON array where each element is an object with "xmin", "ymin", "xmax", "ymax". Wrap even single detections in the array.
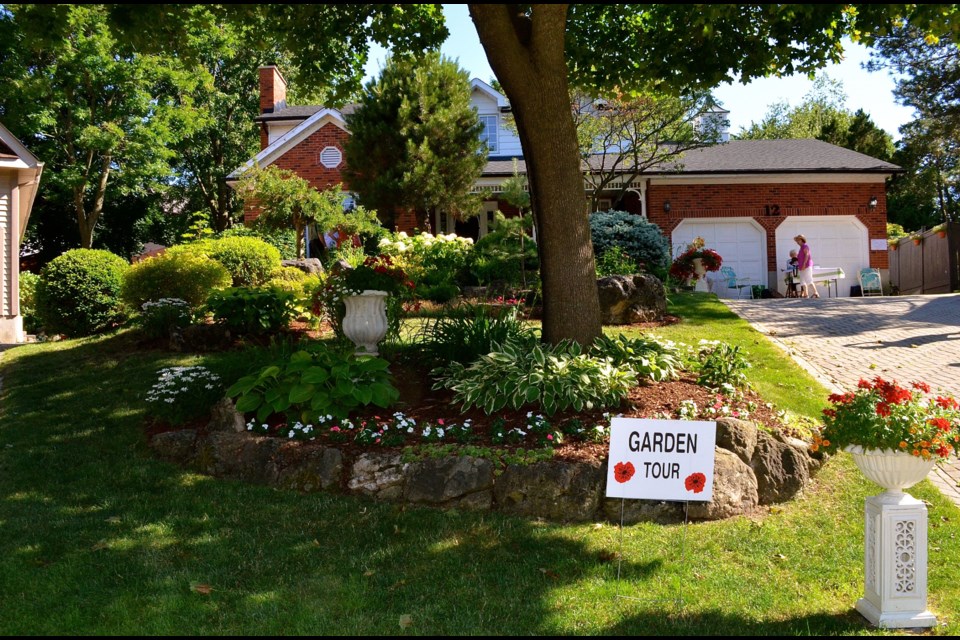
[
  {"xmin": 669, "ymin": 237, "xmax": 723, "ymax": 292},
  {"xmin": 325, "ymin": 255, "xmax": 413, "ymax": 355},
  {"xmin": 813, "ymin": 377, "xmax": 960, "ymax": 628},
  {"xmin": 932, "ymin": 223, "xmax": 947, "ymax": 239},
  {"xmin": 912, "ymin": 235, "xmax": 922, "ymax": 246}
]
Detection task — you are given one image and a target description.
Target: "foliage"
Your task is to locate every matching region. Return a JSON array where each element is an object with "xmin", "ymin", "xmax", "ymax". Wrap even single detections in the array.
[
  {"xmin": 432, "ymin": 339, "xmax": 636, "ymax": 415},
  {"xmin": 471, "ymin": 213, "xmax": 538, "ymax": 289},
  {"xmin": 378, "ymin": 231, "xmax": 474, "ymax": 301},
  {"xmin": 814, "ymin": 377, "xmax": 960, "ymax": 462},
  {"xmin": 145, "ymin": 365, "xmax": 223, "ymax": 425},
  {"xmin": 35, "ymin": 249, "xmax": 129, "ymax": 337},
  {"xmin": 206, "ymin": 287, "xmax": 299, "ymax": 336},
  {"xmin": 227, "ymin": 348, "xmax": 399, "ymax": 422},
  {"xmin": 594, "ymin": 246, "xmax": 638, "ymax": 277},
  {"xmin": 590, "ymin": 333, "xmax": 682, "ymax": 383},
  {"xmin": 202, "ymin": 236, "xmax": 281, "ymax": 287},
  {"xmin": 343, "ymin": 51, "xmax": 485, "ymax": 228},
  {"xmin": 122, "ymin": 251, "xmax": 231, "ymax": 310},
  {"xmin": 0, "ymin": 5, "xmax": 200, "ymax": 249},
  {"xmin": 694, "ymin": 339, "xmax": 751, "ymax": 389},
  {"xmin": 314, "ymin": 256, "xmax": 411, "ymax": 342},
  {"xmin": 18, "ymin": 271, "xmax": 41, "ymax": 334},
  {"xmin": 266, "ymin": 267, "xmax": 322, "ymax": 302},
  {"xmin": 419, "ymin": 302, "xmax": 538, "ymax": 367},
  {"xmin": 235, "ymin": 168, "xmax": 381, "ymax": 258},
  {"xmin": 669, "ymin": 237, "xmax": 723, "ymax": 281},
  {"xmin": 219, "ymin": 225, "xmax": 299, "ymax": 261},
  {"xmin": 887, "ymin": 223, "xmax": 908, "ymax": 240},
  {"xmin": 138, "ymin": 298, "xmax": 192, "ymax": 339},
  {"xmin": 589, "ymin": 210, "xmax": 670, "ymax": 277}
]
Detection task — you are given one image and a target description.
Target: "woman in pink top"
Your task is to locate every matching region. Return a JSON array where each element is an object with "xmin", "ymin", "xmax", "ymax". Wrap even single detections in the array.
[{"xmin": 794, "ymin": 234, "xmax": 819, "ymax": 298}]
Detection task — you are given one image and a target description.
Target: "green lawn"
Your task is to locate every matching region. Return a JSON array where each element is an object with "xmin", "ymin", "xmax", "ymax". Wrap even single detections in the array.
[{"xmin": 1, "ymin": 294, "xmax": 958, "ymax": 635}]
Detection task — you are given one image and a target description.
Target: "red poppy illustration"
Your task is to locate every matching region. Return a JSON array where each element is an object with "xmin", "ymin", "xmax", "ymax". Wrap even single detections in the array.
[
  {"xmin": 684, "ymin": 472, "xmax": 706, "ymax": 494},
  {"xmin": 613, "ymin": 461, "xmax": 635, "ymax": 484}
]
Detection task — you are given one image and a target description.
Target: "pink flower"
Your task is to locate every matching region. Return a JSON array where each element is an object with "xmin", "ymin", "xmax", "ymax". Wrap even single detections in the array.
[
  {"xmin": 546, "ymin": 434, "xmax": 553, "ymax": 441},
  {"xmin": 437, "ymin": 419, "xmax": 445, "ymax": 426}
]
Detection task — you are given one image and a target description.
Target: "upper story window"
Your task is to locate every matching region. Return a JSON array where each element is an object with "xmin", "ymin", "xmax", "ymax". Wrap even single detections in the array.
[{"xmin": 478, "ymin": 115, "xmax": 498, "ymax": 154}]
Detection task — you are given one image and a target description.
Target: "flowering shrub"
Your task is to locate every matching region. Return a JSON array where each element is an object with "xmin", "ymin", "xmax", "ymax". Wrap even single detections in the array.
[
  {"xmin": 146, "ymin": 366, "xmax": 223, "ymax": 425},
  {"xmin": 379, "ymin": 231, "xmax": 474, "ymax": 302},
  {"xmin": 669, "ymin": 237, "xmax": 723, "ymax": 282},
  {"xmin": 813, "ymin": 377, "xmax": 960, "ymax": 462},
  {"xmin": 139, "ymin": 298, "xmax": 191, "ymax": 339}
]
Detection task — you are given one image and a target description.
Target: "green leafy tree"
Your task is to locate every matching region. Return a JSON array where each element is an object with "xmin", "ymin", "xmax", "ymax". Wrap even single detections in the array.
[
  {"xmin": 344, "ymin": 52, "xmax": 485, "ymax": 229},
  {"xmin": 0, "ymin": 4, "xmax": 200, "ymax": 249},
  {"xmin": 99, "ymin": 3, "xmax": 960, "ymax": 344},
  {"xmin": 236, "ymin": 166, "xmax": 380, "ymax": 258}
]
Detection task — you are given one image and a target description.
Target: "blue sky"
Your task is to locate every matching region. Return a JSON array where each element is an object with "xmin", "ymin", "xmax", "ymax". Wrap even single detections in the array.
[{"xmin": 364, "ymin": 5, "xmax": 915, "ymax": 141}]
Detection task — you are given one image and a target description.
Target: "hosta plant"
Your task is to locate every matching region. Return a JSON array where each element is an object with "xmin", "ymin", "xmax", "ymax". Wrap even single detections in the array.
[{"xmin": 591, "ymin": 333, "xmax": 682, "ymax": 382}]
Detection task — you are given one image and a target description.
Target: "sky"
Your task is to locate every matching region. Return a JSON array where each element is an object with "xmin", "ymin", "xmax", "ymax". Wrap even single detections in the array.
[{"xmin": 364, "ymin": 4, "xmax": 916, "ymax": 141}]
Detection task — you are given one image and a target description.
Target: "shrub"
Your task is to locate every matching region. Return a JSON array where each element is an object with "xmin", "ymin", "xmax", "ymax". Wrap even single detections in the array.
[
  {"xmin": 694, "ymin": 340, "xmax": 751, "ymax": 389},
  {"xmin": 227, "ymin": 347, "xmax": 399, "ymax": 422},
  {"xmin": 18, "ymin": 271, "xmax": 41, "ymax": 334},
  {"xmin": 266, "ymin": 267, "xmax": 323, "ymax": 301},
  {"xmin": 122, "ymin": 252, "xmax": 232, "ymax": 309},
  {"xmin": 207, "ymin": 286, "xmax": 299, "ymax": 336},
  {"xmin": 139, "ymin": 298, "xmax": 192, "ymax": 339},
  {"xmin": 591, "ymin": 333, "xmax": 682, "ymax": 382},
  {"xmin": 219, "ymin": 225, "xmax": 298, "ymax": 260},
  {"xmin": 420, "ymin": 301, "xmax": 538, "ymax": 366},
  {"xmin": 35, "ymin": 249, "xmax": 129, "ymax": 337},
  {"xmin": 471, "ymin": 214, "xmax": 538, "ymax": 289},
  {"xmin": 379, "ymin": 231, "xmax": 474, "ymax": 298},
  {"xmin": 589, "ymin": 210, "xmax": 670, "ymax": 277},
  {"xmin": 205, "ymin": 236, "xmax": 281, "ymax": 287},
  {"xmin": 595, "ymin": 246, "xmax": 638, "ymax": 277},
  {"xmin": 432, "ymin": 338, "xmax": 636, "ymax": 415}
]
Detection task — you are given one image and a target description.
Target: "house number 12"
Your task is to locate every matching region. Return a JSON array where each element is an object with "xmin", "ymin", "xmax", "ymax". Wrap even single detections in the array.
[{"xmin": 764, "ymin": 204, "xmax": 781, "ymax": 216}]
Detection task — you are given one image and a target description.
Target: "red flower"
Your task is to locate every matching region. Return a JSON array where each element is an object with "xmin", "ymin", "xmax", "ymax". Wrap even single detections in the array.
[
  {"xmin": 876, "ymin": 402, "xmax": 891, "ymax": 417},
  {"xmin": 857, "ymin": 379, "xmax": 873, "ymax": 390},
  {"xmin": 929, "ymin": 417, "xmax": 951, "ymax": 431},
  {"xmin": 912, "ymin": 381, "xmax": 932, "ymax": 393},
  {"xmin": 613, "ymin": 461, "xmax": 636, "ymax": 484},
  {"xmin": 822, "ymin": 408, "xmax": 836, "ymax": 418},
  {"xmin": 684, "ymin": 472, "xmax": 707, "ymax": 494},
  {"xmin": 937, "ymin": 396, "xmax": 959, "ymax": 410}
]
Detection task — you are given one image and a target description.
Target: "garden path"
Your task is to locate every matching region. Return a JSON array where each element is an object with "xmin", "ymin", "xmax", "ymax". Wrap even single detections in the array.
[{"xmin": 724, "ymin": 293, "xmax": 960, "ymax": 507}]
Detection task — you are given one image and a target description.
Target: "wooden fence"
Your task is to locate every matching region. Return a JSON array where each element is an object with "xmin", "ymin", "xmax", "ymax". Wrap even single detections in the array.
[{"xmin": 888, "ymin": 222, "xmax": 960, "ymax": 294}]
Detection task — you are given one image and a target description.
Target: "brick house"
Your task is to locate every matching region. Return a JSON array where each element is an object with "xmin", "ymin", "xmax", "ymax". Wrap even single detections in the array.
[{"xmin": 229, "ymin": 66, "xmax": 900, "ymax": 296}]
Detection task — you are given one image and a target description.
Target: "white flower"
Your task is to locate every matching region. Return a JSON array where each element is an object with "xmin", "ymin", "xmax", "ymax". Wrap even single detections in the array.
[{"xmin": 398, "ymin": 231, "xmax": 409, "ymax": 239}]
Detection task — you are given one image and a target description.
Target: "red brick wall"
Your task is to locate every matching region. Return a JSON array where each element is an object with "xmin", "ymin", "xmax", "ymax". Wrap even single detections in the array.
[
  {"xmin": 244, "ymin": 122, "xmax": 351, "ymax": 224},
  {"xmin": 259, "ymin": 66, "xmax": 286, "ymax": 114},
  {"xmin": 646, "ymin": 181, "xmax": 888, "ymax": 270}
]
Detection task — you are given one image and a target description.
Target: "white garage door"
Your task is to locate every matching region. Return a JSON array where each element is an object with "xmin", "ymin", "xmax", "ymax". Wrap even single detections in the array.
[
  {"xmin": 776, "ymin": 216, "xmax": 868, "ymax": 297},
  {"xmin": 672, "ymin": 219, "xmax": 766, "ymax": 297}
]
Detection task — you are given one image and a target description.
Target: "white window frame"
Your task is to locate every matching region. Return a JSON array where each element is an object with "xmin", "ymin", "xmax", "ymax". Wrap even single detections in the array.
[{"xmin": 479, "ymin": 115, "xmax": 498, "ymax": 154}]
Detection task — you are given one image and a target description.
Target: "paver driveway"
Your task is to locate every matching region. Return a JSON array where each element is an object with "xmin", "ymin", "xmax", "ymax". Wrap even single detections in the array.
[{"xmin": 724, "ymin": 293, "xmax": 960, "ymax": 504}]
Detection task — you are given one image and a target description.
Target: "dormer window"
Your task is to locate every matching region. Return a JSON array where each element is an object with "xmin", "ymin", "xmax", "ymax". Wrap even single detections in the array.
[{"xmin": 479, "ymin": 115, "xmax": 498, "ymax": 154}]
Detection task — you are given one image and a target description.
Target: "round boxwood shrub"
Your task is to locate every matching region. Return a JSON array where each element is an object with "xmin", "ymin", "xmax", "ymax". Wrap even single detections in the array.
[
  {"xmin": 589, "ymin": 210, "xmax": 670, "ymax": 277},
  {"xmin": 35, "ymin": 249, "xmax": 129, "ymax": 337},
  {"xmin": 166, "ymin": 237, "xmax": 281, "ymax": 287},
  {"xmin": 122, "ymin": 251, "xmax": 232, "ymax": 310}
]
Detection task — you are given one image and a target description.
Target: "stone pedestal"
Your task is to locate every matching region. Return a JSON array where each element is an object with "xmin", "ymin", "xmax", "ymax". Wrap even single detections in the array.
[{"xmin": 856, "ymin": 492, "xmax": 936, "ymax": 628}]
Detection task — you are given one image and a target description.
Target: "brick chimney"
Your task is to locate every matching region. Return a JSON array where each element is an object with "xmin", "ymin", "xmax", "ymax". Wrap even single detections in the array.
[{"xmin": 259, "ymin": 65, "xmax": 287, "ymax": 114}]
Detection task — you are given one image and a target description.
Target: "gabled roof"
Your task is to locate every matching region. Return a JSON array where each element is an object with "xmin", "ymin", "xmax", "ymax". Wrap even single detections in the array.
[
  {"xmin": 0, "ymin": 122, "xmax": 40, "ymax": 169},
  {"xmin": 228, "ymin": 108, "xmax": 349, "ymax": 180},
  {"xmin": 0, "ymin": 122, "xmax": 43, "ymax": 240},
  {"xmin": 470, "ymin": 78, "xmax": 508, "ymax": 109},
  {"xmin": 255, "ymin": 103, "xmax": 359, "ymax": 122},
  {"xmin": 481, "ymin": 139, "xmax": 901, "ymax": 177}
]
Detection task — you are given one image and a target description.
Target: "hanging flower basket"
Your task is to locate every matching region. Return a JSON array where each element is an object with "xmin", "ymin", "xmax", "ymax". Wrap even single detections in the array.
[{"xmin": 912, "ymin": 237, "xmax": 922, "ymax": 246}]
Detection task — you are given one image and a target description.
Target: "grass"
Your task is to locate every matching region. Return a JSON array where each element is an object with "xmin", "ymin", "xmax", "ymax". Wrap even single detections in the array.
[{"xmin": 2, "ymin": 296, "xmax": 960, "ymax": 634}]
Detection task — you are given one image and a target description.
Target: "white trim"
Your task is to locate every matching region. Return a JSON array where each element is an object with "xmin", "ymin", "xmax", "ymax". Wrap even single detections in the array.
[
  {"xmin": 479, "ymin": 114, "xmax": 498, "ymax": 154},
  {"xmin": 0, "ymin": 123, "xmax": 40, "ymax": 168},
  {"xmin": 470, "ymin": 78, "xmax": 508, "ymax": 108},
  {"xmin": 227, "ymin": 109, "xmax": 349, "ymax": 180},
  {"xmin": 672, "ymin": 217, "xmax": 768, "ymax": 292},
  {"xmin": 319, "ymin": 146, "xmax": 342, "ymax": 169},
  {"xmin": 649, "ymin": 173, "xmax": 891, "ymax": 185}
]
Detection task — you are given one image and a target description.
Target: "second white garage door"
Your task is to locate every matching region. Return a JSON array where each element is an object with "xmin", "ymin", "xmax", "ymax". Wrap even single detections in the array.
[
  {"xmin": 775, "ymin": 216, "xmax": 869, "ymax": 297},
  {"xmin": 672, "ymin": 218, "xmax": 766, "ymax": 296}
]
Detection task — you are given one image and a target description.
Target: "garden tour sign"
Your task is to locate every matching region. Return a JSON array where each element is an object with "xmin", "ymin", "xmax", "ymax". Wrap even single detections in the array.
[{"xmin": 605, "ymin": 418, "xmax": 716, "ymax": 502}]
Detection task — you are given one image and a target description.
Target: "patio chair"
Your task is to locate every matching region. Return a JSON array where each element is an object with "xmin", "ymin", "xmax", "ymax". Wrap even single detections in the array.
[
  {"xmin": 858, "ymin": 268, "xmax": 883, "ymax": 297},
  {"xmin": 719, "ymin": 266, "xmax": 753, "ymax": 299}
]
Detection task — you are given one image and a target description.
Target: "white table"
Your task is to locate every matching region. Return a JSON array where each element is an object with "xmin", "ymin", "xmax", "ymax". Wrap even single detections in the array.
[{"xmin": 811, "ymin": 267, "xmax": 846, "ymax": 298}]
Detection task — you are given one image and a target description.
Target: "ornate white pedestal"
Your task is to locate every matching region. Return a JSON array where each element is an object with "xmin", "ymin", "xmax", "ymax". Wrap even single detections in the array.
[
  {"xmin": 692, "ymin": 258, "xmax": 709, "ymax": 292},
  {"xmin": 342, "ymin": 290, "xmax": 388, "ymax": 356},
  {"xmin": 856, "ymin": 492, "xmax": 936, "ymax": 628}
]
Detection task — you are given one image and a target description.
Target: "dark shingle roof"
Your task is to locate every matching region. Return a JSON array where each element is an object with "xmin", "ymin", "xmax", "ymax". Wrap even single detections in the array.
[
  {"xmin": 255, "ymin": 103, "xmax": 358, "ymax": 122},
  {"xmin": 482, "ymin": 139, "xmax": 900, "ymax": 177}
]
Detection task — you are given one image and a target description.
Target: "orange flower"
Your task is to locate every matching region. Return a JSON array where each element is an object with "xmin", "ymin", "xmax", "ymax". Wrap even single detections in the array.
[
  {"xmin": 899, "ymin": 441, "xmax": 908, "ymax": 449},
  {"xmin": 912, "ymin": 450, "xmax": 921, "ymax": 457},
  {"xmin": 821, "ymin": 439, "xmax": 830, "ymax": 447}
]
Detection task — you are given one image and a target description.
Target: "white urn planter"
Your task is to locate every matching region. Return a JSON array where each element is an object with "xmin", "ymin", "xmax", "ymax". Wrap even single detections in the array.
[
  {"xmin": 342, "ymin": 290, "xmax": 389, "ymax": 356},
  {"xmin": 691, "ymin": 257, "xmax": 709, "ymax": 292},
  {"xmin": 845, "ymin": 446, "xmax": 937, "ymax": 629}
]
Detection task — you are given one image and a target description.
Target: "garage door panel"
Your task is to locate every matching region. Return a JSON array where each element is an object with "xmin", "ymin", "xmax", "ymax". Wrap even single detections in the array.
[
  {"xmin": 672, "ymin": 219, "xmax": 765, "ymax": 297},
  {"xmin": 775, "ymin": 217, "xmax": 868, "ymax": 297}
]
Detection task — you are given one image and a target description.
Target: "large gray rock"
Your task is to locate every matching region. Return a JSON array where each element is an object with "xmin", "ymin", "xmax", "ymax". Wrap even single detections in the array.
[
  {"xmin": 493, "ymin": 461, "xmax": 604, "ymax": 522},
  {"xmin": 208, "ymin": 397, "xmax": 246, "ymax": 433},
  {"xmin": 196, "ymin": 432, "xmax": 280, "ymax": 483},
  {"xmin": 687, "ymin": 447, "xmax": 759, "ymax": 520},
  {"xmin": 267, "ymin": 444, "xmax": 343, "ymax": 492},
  {"xmin": 716, "ymin": 417, "xmax": 758, "ymax": 466},
  {"xmin": 597, "ymin": 274, "xmax": 667, "ymax": 325},
  {"xmin": 281, "ymin": 258, "xmax": 324, "ymax": 275},
  {"xmin": 601, "ymin": 498, "xmax": 685, "ymax": 525},
  {"xmin": 150, "ymin": 430, "xmax": 197, "ymax": 463},
  {"xmin": 404, "ymin": 456, "xmax": 495, "ymax": 509},
  {"xmin": 348, "ymin": 453, "xmax": 408, "ymax": 500},
  {"xmin": 750, "ymin": 431, "xmax": 810, "ymax": 504}
]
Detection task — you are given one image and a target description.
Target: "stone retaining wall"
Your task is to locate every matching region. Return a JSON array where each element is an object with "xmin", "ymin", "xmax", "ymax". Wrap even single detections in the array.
[{"xmin": 150, "ymin": 399, "xmax": 823, "ymax": 523}]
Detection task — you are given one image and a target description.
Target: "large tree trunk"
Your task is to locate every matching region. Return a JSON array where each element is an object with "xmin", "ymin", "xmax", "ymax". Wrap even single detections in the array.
[{"xmin": 469, "ymin": 4, "xmax": 601, "ymax": 345}]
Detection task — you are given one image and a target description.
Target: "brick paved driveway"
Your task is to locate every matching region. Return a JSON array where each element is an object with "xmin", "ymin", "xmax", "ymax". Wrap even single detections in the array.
[{"xmin": 724, "ymin": 293, "xmax": 960, "ymax": 504}]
